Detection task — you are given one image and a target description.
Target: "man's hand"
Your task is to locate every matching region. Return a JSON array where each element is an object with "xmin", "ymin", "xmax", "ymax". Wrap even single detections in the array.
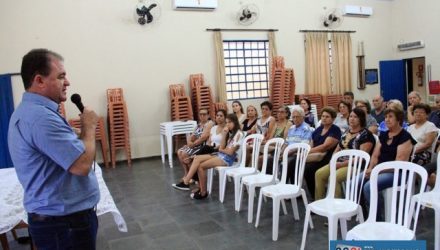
[{"xmin": 80, "ymin": 107, "xmax": 98, "ymax": 132}]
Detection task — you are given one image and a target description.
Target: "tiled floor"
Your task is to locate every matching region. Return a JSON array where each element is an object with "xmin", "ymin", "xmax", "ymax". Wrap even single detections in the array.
[{"xmin": 5, "ymin": 157, "xmax": 436, "ymax": 249}]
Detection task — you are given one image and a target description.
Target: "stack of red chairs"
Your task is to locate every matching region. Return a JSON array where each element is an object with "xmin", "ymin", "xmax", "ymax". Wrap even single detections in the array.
[
  {"xmin": 270, "ymin": 56, "xmax": 296, "ymax": 118},
  {"xmin": 188, "ymin": 74, "xmax": 214, "ymax": 120},
  {"xmin": 323, "ymin": 94, "xmax": 344, "ymax": 110},
  {"xmin": 107, "ymin": 88, "xmax": 131, "ymax": 168},
  {"xmin": 169, "ymin": 84, "xmax": 193, "ymax": 121},
  {"xmin": 214, "ymin": 102, "xmax": 228, "ymax": 113}
]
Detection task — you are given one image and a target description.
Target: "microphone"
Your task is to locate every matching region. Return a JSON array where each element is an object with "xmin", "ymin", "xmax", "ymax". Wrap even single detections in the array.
[{"xmin": 70, "ymin": 93, "xmax": 84, "ymax": 113}]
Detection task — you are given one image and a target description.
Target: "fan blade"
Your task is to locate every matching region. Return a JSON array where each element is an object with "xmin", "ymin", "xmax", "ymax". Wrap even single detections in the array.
[
  {"xmin": 148, "ymin": 3, "xmax": 157, "ymax": 11},
  {"xmin": 146, "ymin": 11, "xmax": 153, "ymax": 23},
  {"xmin": 323, "ymin": 21, "xmax": 329, "ymax": 27},
  {"xmin": 240, "ymin": 16, "xmax": 246, "ymax": 21}
]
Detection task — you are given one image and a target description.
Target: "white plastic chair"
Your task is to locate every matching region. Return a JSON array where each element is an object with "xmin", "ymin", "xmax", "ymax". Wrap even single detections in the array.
[
  {"xmin": 411, "ymin": 153, "xmax": 440, "ymax": 250},
  {"xmin": 345, "ymin": 161, "xmax": 428, "ymax": 241},
  {"xmin": 238, "ymin": 137, "xmax": 285, "ymax": 223},
  {"xmin": 300, "ymin": 149, "xmax": 371, "ymax": 250},
  {"xmin": 217, "ymin": 134, "xmax": 264, "ymax": 206},
  {"xmin": 207, "ymin": 139, "xmax": 244, "ymax": 197},
  {"xmin": 255, "ymin": 143, "xmax": 311, "ymax": 241}
]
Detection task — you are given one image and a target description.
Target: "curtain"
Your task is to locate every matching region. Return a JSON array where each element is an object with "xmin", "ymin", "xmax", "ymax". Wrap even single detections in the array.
[
  {"xmin": 304, "ymin": 32, "xmax": 331, "ymax": 95},
  {"xmin": 332, "ymin": 33, "xmax": 353, "ymax": 94},
  {"xmin": 214, "ymin": 31, "xmax": 227, "ymax": 102},
  {"xmin": 0, "ymin": 74, "xmax": 14, "ymax": 168},
  {"xmin": 268, "ymin": 31, "xmax": 278, "ymax": 97}
]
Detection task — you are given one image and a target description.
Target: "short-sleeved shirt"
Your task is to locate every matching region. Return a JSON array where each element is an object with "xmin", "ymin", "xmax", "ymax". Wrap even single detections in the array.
[
  {"xmin": 408, "ymin": 121, "xmax": 438, "ymax": 152},
  {"xmin": 378, "ymin": 129, "xmax": 417, "ymax": 164},
  {"xmin": 312, "ymin": 124, "xmax": 342, "ymax": 159},
  {"xmin": 285, "ymin": 122, "xmax": 313, "ymax": 145},
  {"xmin": 256, "ymin": 116, "xmax": 274, "ymax": 136},
  {"xmin": 334, "ymin": 114, "xmax": 349, "ymax": 134},
  {"xmin": 371, "ymin": 109, "xmax": 385, "ymax": 124},
  {"xmin": 339, "ymin": 128, "xmax": 376, "ymax": 156},
  {"xmin": 8, "ymin": 92, "xmax": 100, "ymax": 216}
]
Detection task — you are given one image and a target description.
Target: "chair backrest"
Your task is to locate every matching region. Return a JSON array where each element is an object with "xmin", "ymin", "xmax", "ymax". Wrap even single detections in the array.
[
  {"xmin": 430, "ymin": 129, "xmax": 440, "ymax": 163},
  {"xmin": 280, "ymin": 143, "xmax": 311, "ymax": 185},
  {"xmin": 433, "ymin": 153, "xmax": 440, "ymax": 192},
  {"xmin": 328, "ymin": 149, "xmax": 371, "ymax": 202},
  {"xmin": 367, "ymin": 161, "xmax": 428, "ymax": 229},
  {"xmin": 260, "ymin": 138, "xmax": 285, "ymax": 179},
  {"xmin": 310, "ymin": 104, "xmax": 319, "ymax": 127},
  {"xmin": 239, "ymin": 134, "xmax": 264, "ymax": 169}
]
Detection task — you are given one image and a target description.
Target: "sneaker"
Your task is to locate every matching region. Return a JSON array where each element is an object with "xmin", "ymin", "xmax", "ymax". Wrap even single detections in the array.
[
  {"xmin": 172, "ymin": 181, "xmax": 190, "ymax": 191},
  {"xmin": 190, "ymin": 191, "xmax": 208, "ymax": 200}
]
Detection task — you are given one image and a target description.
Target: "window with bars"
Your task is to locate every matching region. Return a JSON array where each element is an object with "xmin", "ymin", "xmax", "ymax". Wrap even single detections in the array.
[{"xmin": 223, "ymin": 40, "xmax": 269, "ymax": 100}]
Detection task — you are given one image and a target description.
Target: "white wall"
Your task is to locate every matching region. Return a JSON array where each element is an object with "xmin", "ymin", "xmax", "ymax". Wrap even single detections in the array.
[
  {"xmin": 390, "ymin": 0, "xmax": 440, "ymax": 104},
  {"xmin": 0, "ymin": 0, "xmax": 396, "ymax": 159}
]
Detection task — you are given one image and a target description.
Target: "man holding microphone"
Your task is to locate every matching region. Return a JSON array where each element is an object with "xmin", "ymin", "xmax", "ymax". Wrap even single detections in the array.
[{"xmin": 8, "ymin": 49, "xmax": 100, "ymax": 249}]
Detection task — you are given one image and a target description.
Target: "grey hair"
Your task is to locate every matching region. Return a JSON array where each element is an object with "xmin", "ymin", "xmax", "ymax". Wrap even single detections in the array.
[
  {"xmin": 291, "ymin": 106, "xmax": 305, "ymax": 116},
  {"xmin": 387, "ymin": 99, "xmax": 404, "ymax": 111},
  {"xmin": 408, "ymin": 91, "xmax": 422, "ymax": 100}
]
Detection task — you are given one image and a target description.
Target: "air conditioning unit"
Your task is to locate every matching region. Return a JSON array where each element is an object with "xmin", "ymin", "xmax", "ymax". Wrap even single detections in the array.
[
  {"xmin": 397, "ymin": 40, "xmax": 425, "ymax": 51},
  {"xmin": 343, "ymin": 5, "xmax": 373, "ymax": 17},
  {"xmin": 173, "ymin": 0, "xmax": 217, "ymax": 11}
]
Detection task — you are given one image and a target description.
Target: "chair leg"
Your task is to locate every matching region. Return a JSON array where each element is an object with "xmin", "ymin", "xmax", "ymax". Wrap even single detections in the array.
[
  {"xmin": 281, "ymin": 199, "xmax": 288, "ymax": 215},
  {"xmin": 0, "ymin": 233, "xmax": 9, "ymax": 250},
  {"xmin": 234, "ymin": 177, "xmax": 241, "ymax": 211},
  {"xmin": 328, "ymin": 217, "xmax": 338, "ymax": 240},
  {"xmin": 220, "ymin": 169, "xmax": 226, "ymax": 203},
  {"xmin": 255, "ymin": 191, "xmax": 264, "ymax": 228},
  {"xmin": 272, "ymin": 198, "xmax": 280, "ymax": 241},
  {"xmin": 247, "ymin": 185, "xmax": 255, "ymax": 223},
  {"xmin": 301, "ymin": 190, "xmax": 314, "ymax": 228},
  {"xmin": 207, "ymin": 169, "xmax": 213, "ymax": 195},
  {"xmin": 357, "ymin": 206, "xmax": 365, "ymax": 223},
  {"xmin": 291, "ymin": 197, "xmax": 299, "ymax": 220},
  {"xmin": 435, "ymin": 209, "xmax": 439, "ymax": 250},
  {"xmin": 340, "ymin": 218, "xmax": 348, "ymax": 239},
  {"xmin": 300, "ymin": 207, "xmax": 312, "ymax": 250},
  {"xmin": 238, "ymin": 182, "xmax": 245, "ymax": 212}
]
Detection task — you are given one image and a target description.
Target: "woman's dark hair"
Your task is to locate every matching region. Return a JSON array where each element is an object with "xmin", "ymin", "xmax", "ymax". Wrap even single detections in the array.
[
  {"xmin": 216, "ymin": 109, "xmax": 227, "ymax": 124},
  {"xmin": 321, "ymin": 106, "xmax": 337, "ymax": 119},
  {"xmin": 355, "ymin": 99, "xmax": 372, "ymax": 114},
  {"xmin": 232, "ymin": 100, "xmax": 244, "ymax": 114},
  {"xmin": 384, "ymin": 107, "xmax": 405, "ymax": 126},
  {"xmin": 412, "ymin": 103, "xmax": 431, "ymax": 116},
  {"xmin": 21, "ymin": 49, "xmax": 63, "ymax": 90},
  {"xmin": 351, "ymin": 107, "xmax": 367, "ymax": 128},
  {"xmin": 300, "ymin": 98, "xmax": 312, "ymax": 111},
  {"xmin": 260, "ymin": 101, "xmax": 273, "ymax": 110},
  {"xmin": 225, "ymin": 113, "xmax": 241, "ymax": 146},
  {"xmin": 282, "ymin": 106, "xmax": 291, "ymax": 120},
  {"xmin": 339, "ymin": 100, "xmax": 352, "ymax": 114}
]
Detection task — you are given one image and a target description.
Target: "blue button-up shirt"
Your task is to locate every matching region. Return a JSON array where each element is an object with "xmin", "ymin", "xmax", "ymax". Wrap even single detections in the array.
[
  {"xmin": 8, "ymin": 92, "xmax": 99, "ymax": 216},
  {"xmin": 285, "ymin": 122, "xmax": 313, "ymax": 145}
]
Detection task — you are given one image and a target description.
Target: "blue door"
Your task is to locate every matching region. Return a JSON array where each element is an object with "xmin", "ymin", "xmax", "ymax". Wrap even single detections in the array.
[{"xmin": 379, "ymin": 60, "xmax": 407, "ymax": 108}]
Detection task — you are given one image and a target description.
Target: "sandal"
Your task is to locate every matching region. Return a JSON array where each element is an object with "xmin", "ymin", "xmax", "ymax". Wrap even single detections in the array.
[{"xmin": 190, "ymin": 191, "xmax": 208, "ymax": 200}]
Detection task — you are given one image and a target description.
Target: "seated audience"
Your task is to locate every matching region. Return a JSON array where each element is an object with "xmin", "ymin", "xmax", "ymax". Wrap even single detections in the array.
[
  {"xmin": 232, "ymin": 100, "xmax": 246, "ymax": 124},
  {"xmin": 304, "ymin": 107, "xmax": 341, "ymax": 200},
  {"xmin": 408, "ymin": 103, "xmax": 437, "ymax": 166},
  {"xmin": 343, "ymin": 91, "xmax": 355, "ymax": 109},
  {"xmin": 300, "ymin": 98, "xmax": 315, "ymax": 128},
  {"xmin": 201, "ymin": 109, "xmax": 227, "ymax": 154},
  {"xmin": 241, "ymin": 105, "xmax": 258, "ymax": 133},
  {"xmin": 371, "ymin": 95, "xmax": 386, "ymax": 123},
  {"xmin": 314, "ymin": 108, "xmax": 375, "ymax": 200},
  {"xmin": 179, "ymin": 114, "xmax": 243, "ymax": 199},
  {"xmin": 253, "ymin": 101, "xmax": 275, "ymax": 143},
  {"xmin": 428, "ymin": 95, "xmax": 440, "ymax": 128},
  {"xmin": 407, "ymin": 91, "xmax": 423, "ymax": 124},
  {"xmin": 378, "ymin": 99, "xmax": 409, "ymax": 134},
  {"xmin": 355, "ymin": 99, "xmax": 378, "ymax": 134},
  {"xmin": 333, "ymin": 100, "xmax": 351, "ymax": 133},
  {"xmin": 174, "ymin": 108, "xmax": 214, "ymax": 190},
  {"xmin": 361, "ymin": 107, "xmax": 416, "ymax": 220}
]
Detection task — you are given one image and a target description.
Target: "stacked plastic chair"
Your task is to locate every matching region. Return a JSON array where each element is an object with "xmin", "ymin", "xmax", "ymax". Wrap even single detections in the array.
[
  {"xmin": 189, "ymin": 74, "xmax": 205, "ymax": 117},
  {"xmin": 270, "ymin": 56, "xmax": 296, "ymax": 118},
  {"xmin": 107, "ymin": 88, "xmax": 131, "ymax": 168},
  {"xmin": 169, "ymin": 84, "xmax": 193, "ymax": 121},
  {"xmin": 68, "ymin": 117, "xmax": 110, "ymax": 168},
  {"xmin": 188, "ymin": 74, "xmax": 214, "ymax": 121},
  {"xmin": 324, "ymin": 94, "xmax": 344, "ymax": 110},
  {"xmin": 214, "ymin": 102, "xmax": 228, "ymax": 113}
]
